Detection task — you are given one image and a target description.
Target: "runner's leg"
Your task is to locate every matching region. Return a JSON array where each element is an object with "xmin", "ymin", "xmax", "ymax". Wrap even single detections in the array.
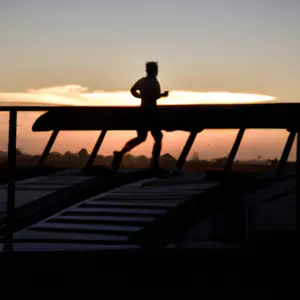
[
  {"xmin": 151, "ymin": 129, "xmax": 163, "ymax": 169},
  {"xmin": 112, "ymin": 130, "xmax": 148, "ymax": 171}
]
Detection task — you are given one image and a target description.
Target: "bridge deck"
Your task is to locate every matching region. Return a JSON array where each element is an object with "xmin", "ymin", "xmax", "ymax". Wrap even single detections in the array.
[
  {"xmin": 0, "ymin": 168, "xmax": 160, "ymax": 235},
  {"xmin": 0, "ymin": 169, "xmax": 93, "ymax": 215},
  {"xmin": 1, "ymin": 103, "xmax": 300, "ymax": 253},
  {"xmin": 8, "ymin": 173, "xmax": 219, "ymax": 251},
  {"xmin": 0, "ymin": 170, "xmax": 296, "ymax": 252}
]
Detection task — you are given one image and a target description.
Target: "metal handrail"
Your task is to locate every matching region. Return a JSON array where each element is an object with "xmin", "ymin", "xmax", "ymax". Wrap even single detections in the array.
[
  {"xmin": 0, "ymin": 105, "xmax": 299, "ymax": 255},
  {"xmin": 1, "ymin": 106, "xmax": 75, "ymax": 256}
]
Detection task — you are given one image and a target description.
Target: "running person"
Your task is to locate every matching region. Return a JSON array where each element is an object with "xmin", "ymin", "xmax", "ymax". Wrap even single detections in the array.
[{"xmin": 112, "ymin": 61, "xmax": 169, "ymax": 171}]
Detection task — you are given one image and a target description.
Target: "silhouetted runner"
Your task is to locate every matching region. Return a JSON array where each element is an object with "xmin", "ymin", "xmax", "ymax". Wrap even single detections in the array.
[{"xmin": 112, "ymin": 61, "xmax": 169, "ymax": 171}]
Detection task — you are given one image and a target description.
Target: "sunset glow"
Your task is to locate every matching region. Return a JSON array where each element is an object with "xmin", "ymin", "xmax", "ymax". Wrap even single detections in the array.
[
  {"xmin": 0, "ymin": 85, "xmax": 276, "ymax": 107},
  {"xmin": 0, "ymin": 0, "xmax": 298, "ymax": 161},
  {"xmin": 0, "ymin": 85, "xmax": 289, "ymax": 160},
  {"xmin": 82, "ymin": 91, "xmax": 276, "ymax": 106}
]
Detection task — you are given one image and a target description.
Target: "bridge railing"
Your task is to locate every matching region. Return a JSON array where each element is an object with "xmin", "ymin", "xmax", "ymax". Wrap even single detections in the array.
[
  {"xmin": 0, "ymin": 106, "xmax": 58, "ymax": 255},
  {"xmin": 0, "ymin": 105, "xmax": 299, "ymax": 255}
]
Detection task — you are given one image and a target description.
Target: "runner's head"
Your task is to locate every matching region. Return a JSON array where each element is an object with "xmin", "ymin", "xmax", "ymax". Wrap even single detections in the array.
[{"xmin": 146, "ymin": 61, "xmax": 158, "ymax": 76}]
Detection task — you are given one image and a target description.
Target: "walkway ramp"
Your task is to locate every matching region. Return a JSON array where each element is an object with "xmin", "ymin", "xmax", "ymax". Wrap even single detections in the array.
[
  {"xmin": 0, "ymin": 167, "xmax": 136, "ymax": 233},
  {"xmin": 2, "ymin": 170, "xmax": 294, "ymax": 252},
  {"xmin": 0, "ymin": 169, "xmax": 92, "ymax": 212},
  {"xmin": 9, "ymin": 173, "xmax": 220, "ymax": 251}
]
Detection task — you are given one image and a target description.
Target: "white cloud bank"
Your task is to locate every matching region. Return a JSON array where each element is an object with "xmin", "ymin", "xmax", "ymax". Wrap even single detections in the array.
[{"xmin": 0, "ymin": 84, "xmax": 277, "ymax": 107}]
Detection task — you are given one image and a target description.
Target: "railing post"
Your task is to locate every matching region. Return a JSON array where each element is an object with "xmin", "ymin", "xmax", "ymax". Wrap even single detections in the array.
[
  {"xmin": 37, "ymin": 129, "xmax": 59, "ymax": 168},
  {"xmin": 85, "ymin": 130, "xmax": 107, "ymax": 169},
  {"xmin": 176, "ymin": 131, "xmax": 199, "ymax": 170},
  {"xmin": 296, "ymin": 132, "xmax": 300, "ymax": 243},
  {"xmin": 3, "ymin": 110, "xmax": 17, "ymax": 255},
  {"xmin": 276, "ymin": 131, "xmax": 296, "ymax": 178},
  {"xmin": 224, "ymin": 128, "xmax": 245, "ymax": 174}
]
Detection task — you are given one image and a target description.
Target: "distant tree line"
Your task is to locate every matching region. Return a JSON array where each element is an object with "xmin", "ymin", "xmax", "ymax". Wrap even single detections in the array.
[{"xmin": 0, "ymin": 148, "xmax": 279, "ymax": 167}]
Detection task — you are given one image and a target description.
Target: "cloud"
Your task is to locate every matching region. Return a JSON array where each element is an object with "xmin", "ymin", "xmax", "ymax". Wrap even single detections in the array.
[
  {"xmin": 0, "ymin": 84, "xmax": 277, "ymax": 107},
  {"xmin": 27, "ymin": 84, "xmax": 89, "ymax": 94},
  {"xmin": 81, "ymin": 90, "xmax": 277, "ymax": 106},
  {"xmin": 0, "ymin": 84, "xmax": 90, "ymax": 106},
  {"xmin": 0, "ymin": 85, "xmax": 284, "ymax": 159}
]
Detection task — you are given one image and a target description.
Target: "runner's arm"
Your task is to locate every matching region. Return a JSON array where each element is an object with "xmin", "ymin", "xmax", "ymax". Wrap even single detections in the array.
[
  {"xmin": 130, "ymin": 80, "xmax": 142, "ymax": 98},
  {"xmin": 160, "ymin": 91, "xmax": 169, "ymax": 97},
  {"xmin": 157, "ymin": 82, "xmax": 168, "ymax": 98}
]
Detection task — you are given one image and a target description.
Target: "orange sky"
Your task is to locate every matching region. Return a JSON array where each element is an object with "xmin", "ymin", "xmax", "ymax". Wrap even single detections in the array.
[
  {"xmin": 0, "ymin": 114, "xmax": 293, "ymax": 161},
  {"xmin": 1, "ymin": 1, "xmax": 299, "ymax": 162},
  {"xmin": 0, "ymin": 87, "xmax": 295, "ymax": 161}
]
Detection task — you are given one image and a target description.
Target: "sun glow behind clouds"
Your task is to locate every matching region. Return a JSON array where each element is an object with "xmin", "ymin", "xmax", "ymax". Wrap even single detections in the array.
[
  {"xmin": 0, "ymin": 85, "xmax": 276, "ymax": 106},
  {"xmin": 82, "ymin": 91, "xmax": 276, "ymax": 106},
  {"xmin": 0, "ymin": 85, "xmax": 284, "ymax": 159}
]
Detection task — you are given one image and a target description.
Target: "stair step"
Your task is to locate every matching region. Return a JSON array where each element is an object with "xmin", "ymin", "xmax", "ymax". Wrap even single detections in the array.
[
  {"xmin": 49, "ymin": 215, "xmax": 155, "ymax": 224},
  {"xmin": 34, "ymin": 222, "xmax": 142, "ymax": 233},
  {"xmin": 80, "ymin": 201, "xmax": 178, "ymax": 209},
  {"xmin": 65, "ymin": 207, "xmax": 167, "ymax": 216},
  {"xmin": 14, "ymin": 231, "xmax": 129, "ymax": 242}
]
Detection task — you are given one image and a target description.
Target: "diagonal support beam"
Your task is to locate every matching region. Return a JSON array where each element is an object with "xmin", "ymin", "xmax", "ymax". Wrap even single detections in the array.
[
  {"xmin": 37, "ymin": 129, "xmax": 59, "ymax": 168},
  {"xmin": 85, "ymin": 130, "xmax": 107, "ymax": 169},
  {"xmin": 276, "ymin": 131, "xmax": 296, "ymax": 178},
  {"xmin": 176, "ymin": 131, "xmax": 199, "ymax": 170},
  {"xmin": 224, "ymin": 128, "xmax": 245, "ymax": 174}
]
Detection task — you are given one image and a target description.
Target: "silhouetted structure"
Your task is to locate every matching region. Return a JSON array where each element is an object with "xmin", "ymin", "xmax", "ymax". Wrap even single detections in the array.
[
  {"xmin": 32, "ymin": 102, "xmax": 300, "ymax": 175},
  {"xmin": 111, "ymin": 62, "xmax": 169, "ymax": 171},
  {"xmin": 1, "ymin": 103, "xmax": 300, "ymax": 259}
]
